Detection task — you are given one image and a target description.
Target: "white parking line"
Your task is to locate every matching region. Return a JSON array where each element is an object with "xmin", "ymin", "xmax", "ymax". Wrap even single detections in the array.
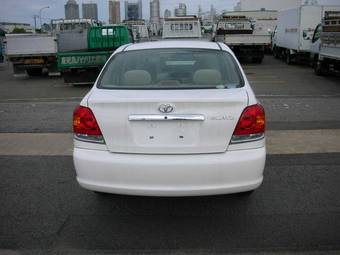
[
  {"xmin": 1, "ymin": 130, "xmax": 340, "ymax": 156},
  {"xmin": 257, "ymin": 94, "xmax": 340, "ymax": 98},
  {"xmin": 0, "ymin": 97, "xmax": 83, "ymax": 103},
  {"xmin": 249, "ymin": 80, "xmax": 286, "ymax": 84}
]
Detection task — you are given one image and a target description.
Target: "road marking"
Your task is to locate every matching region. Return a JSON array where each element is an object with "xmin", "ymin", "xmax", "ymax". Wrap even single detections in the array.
[
  {"xmin": 1, "ymin": 130, "xmax": 340, "ymax": 156},
  {"xmin": 257, "ymin": 94, "xmax": 340, "ymax": 98},
  {"xmin": 0, "ymin": 97, "xmax": 83, "ymax": 103},
  {"xmin": 1, "ymin": 94, "xmax": 340, "ymax": 104},
  {"xmin": 249, "ymin": 80, "xmax": 286, "ymax": 84},
  {"xmin": 0, "ymin": 133, "xmax": 74, "ymax": 156},
  {"xmin": 266, "ymin": 129, "xmax": 340, "ymax": 155}
]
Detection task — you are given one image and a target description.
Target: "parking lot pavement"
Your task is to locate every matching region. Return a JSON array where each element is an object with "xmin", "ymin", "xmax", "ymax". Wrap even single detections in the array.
[
  {"xmin": 0, "ymin": 154, "xmax": 340, "ymax": 253},
  {"xmin": 1, "ymin": 56, "xmax": 340, "ymax": 133},
  {"xmin": 2, "ymin": 96, "xmax": 340, "ymax": 133},
  {"xmin": 1, "ymin": 55, "xmax": 340, "ymax": 254},
  {"xmin": 1, "ymin": 130, "xmax": 340, "ymax": 156}
]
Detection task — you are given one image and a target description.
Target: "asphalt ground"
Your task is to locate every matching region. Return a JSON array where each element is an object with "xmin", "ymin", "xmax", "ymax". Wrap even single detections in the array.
[
  {"xmin": 0, "ymin": 154, "xmax": 340, "ymax": 254},
  {"xmin": 1, "ymin": 56, "xmax": 340, "ymax": 133},
  {"xmin": 0, "ymin": 55, "xmax": 340, "ymax": 254}
]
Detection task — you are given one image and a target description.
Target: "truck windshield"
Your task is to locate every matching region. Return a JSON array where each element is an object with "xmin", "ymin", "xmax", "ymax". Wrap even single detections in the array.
[{"xmin": 98, "ymin": 48, "xmax": 243, "ymax": 89}]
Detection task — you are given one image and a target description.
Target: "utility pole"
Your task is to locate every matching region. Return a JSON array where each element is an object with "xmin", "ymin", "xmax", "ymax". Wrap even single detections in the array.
[
  {"xmin": 33, "ymin": 15, "xmax": 39, "ymax": 32},
  {"xmin": 39, "ymin": 6, "xmax": 50, "ymax": 29}
]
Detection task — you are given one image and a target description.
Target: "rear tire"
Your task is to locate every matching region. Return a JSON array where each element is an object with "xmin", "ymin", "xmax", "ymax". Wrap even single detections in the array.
[
  {"xmin": 26, "ymin": 68, "xmax": 42, "ymax": 76},
  {"xmin": 252, "ymin": 57, "xmax": 263, "ymax": 64},
  {"xmin": 285, "ymin": 50, "xmax": 292, "ymax": 65},
  {"xmin": 237, "ymin": 190, "xmax": 255, "ymax": 197},
  {"xmin": 314, "ymin": 58, "xmax": 325, "ymax": 76},
  {"xmin": 273, "ymin": 47, "xmax": 279, "ymax": 59},
  {"xmin": 93, "ymin": 191, "xmax": 110, "ymax": 196}
]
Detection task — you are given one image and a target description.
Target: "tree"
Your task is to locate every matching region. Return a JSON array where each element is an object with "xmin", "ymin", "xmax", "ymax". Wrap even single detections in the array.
[{"xmin": 11, "ymin": 27, "xmax": 26, "ymax": 33}]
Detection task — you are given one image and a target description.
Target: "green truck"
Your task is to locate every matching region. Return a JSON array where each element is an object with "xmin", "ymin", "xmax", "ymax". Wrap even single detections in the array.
[{"xmin": 57, "ymin": 25, "xmax": 132, "ymax": 84}]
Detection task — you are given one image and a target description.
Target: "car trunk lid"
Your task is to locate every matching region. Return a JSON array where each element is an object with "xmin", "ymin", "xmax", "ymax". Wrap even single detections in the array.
[{"xmin": 88, "ymin": 88, "xmax": 248, "ymax": 154}]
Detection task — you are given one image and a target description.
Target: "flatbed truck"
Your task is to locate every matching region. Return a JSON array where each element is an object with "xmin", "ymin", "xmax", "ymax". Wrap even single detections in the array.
[
  {"xmin": 213, "ymin": 15, "xmax": 270, "ymax": 63},
  {"xmin": 310, "ymin": 11, "xmax": 340, "ymax": 75},
  {"xmin": 57, "ymin": 25, "xmax": 132, "ymax": 85}
]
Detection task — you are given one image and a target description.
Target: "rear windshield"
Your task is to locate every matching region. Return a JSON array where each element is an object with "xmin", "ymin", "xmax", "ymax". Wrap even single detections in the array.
[{"xmin": 98, "ymin": 48, "xmax": 243, "ymax": 89}]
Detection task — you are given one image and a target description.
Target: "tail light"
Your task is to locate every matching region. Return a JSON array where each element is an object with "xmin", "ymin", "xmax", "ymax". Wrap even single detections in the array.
[
  {"xmin": 231, "ymin": 104, "xmax": 265, "ymax": 144},
  {"xmin": 73, "ymin": 106, "xmax": 105, "ymax": 144}
]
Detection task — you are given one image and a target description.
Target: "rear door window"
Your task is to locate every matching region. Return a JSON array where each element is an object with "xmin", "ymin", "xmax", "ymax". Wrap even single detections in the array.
[{"xmin": 98, "ymin": 48, "xmax": 243, "ymax": 89}]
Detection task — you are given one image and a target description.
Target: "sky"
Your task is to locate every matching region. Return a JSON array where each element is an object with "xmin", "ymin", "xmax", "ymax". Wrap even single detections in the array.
[
  {"xmin": 0, "ymin": 0, "xmax": 339, "ymax": 26},
  {"xmin": 0, "ymin": 0, "xmax": 238, "ymax": 26}
]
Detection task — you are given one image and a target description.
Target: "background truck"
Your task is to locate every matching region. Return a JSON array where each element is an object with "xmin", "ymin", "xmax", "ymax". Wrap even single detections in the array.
[
  {"xmin": 310, "ymin": 11, "xmax": 340, "ymax": 75},
  {"xmin": 4, "ymin": 19, "xmax": 98, "ymax": 76},
  {"xmin": 53, "ymin": 18, "xmax": 100, "ymax": 53},
  {"xmin": 272, "ymin": 4, "xmax": 340, "ymax": 64},
  {"xmin": 213, "ymin": 15, "xmax": 270, "ymax": 63},
  {"xmin": 162, "ymin": 16, "xmax": 202, "ymax": 39},
  {"xmin": 223, "ymin": 10, "xmax": 278, "ymax": 49},
  {"xmin": 0, "ymin": 29, "xmax": 5, "ymax": 64},
  {"xmin": 5, "ymin": 33, "xmax": 57, "ymax": 76},
  {"xmin": 122, "ymin": 20, "xmax": 149, "ymax": 42},
  {"xmin": 57, "ymin": 25, "xmax": 131, "ymax": 85}
]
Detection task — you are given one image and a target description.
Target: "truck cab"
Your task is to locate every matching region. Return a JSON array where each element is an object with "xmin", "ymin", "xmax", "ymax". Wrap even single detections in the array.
[
  {"xmin": 162, "ymin": 16, "xmax": 202, "ymax": 39},
  {"xmin": 310, "ymin": 23, "xmax": 322, "ymax": 58}
]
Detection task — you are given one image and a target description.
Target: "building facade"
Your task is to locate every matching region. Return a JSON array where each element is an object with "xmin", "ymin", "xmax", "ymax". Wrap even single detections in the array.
[
  {"xmin": 174, "ymin": 3, "xmax": 187, "ymax": 17},
  {"xmin": 234, "ymin": 0, "xmax": 302, "ymax": 11},
  {"xmin": 82, "ymin": 3, "xmax": 98, "ymax": 20},
  {"xmin": 150, "ymin": 0, "xmax": 160, "ymax": 34},
  {"xmin": 65, "ymin": 0, "xmax": 80, "ymax": 19},
  {"xmin": 109, "ymin": 0, "xmax": 121, "ymax": 24},
  {"xmin": 164, "ymin": 9, "xmax": 171, "ymax": 19},
  {"xmin": 150, "ymin": 0, "xmax": 160, "ymax": 24},
  {"xmin": 0, "ymin": 22, "xmax": 34, "ymax": 33},
  {"xmin": 125, "ymin": 0, "xmax": 143, "ymax": 20}
]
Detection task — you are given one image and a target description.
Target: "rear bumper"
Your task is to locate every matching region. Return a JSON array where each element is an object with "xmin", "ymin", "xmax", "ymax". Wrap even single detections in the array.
[{"xmin": 73, "ymin": 147, "xmax": 266, "ymax": 197}]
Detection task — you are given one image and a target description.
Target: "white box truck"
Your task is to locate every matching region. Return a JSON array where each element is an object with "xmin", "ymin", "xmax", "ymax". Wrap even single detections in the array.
[
  {"xmin": 310, "ymin": 11, "xmax": 340, "ymax": 75},
  {"xmin": 272, "ymin": 4, "xmax": 340, "ymax": 64}
]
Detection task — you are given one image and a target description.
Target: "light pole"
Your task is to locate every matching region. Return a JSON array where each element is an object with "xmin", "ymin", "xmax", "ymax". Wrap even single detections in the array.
[
  {"xmin": 39, "ymin": 6, "xmax": 50, "ymax": 29},
  {"xmin": 33, "ymin": 15, "xmax": 39, "ymax": 32}
]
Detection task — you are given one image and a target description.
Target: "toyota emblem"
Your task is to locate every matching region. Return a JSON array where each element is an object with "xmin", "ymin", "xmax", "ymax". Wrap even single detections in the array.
[{"xmin": 158, "ymin": 104, "xmax": 174, "ymax": 113}]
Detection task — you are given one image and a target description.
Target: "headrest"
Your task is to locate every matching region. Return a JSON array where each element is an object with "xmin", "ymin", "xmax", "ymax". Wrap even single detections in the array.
[
  {"xmin": 193, "ymin": 69, "xmax": 222, "ymax": 85},
  {"xmin": 123, "ymin": 70, "xmax": 152, "ymax": 85}
]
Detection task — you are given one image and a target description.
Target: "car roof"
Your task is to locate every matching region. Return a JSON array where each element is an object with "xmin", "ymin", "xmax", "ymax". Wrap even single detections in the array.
[{"xmin": 124, "ymin": 40, "xmax": 231, "ymax": 52}]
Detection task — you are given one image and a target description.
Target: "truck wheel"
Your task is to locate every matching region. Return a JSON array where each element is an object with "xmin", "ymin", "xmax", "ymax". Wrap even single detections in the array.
[
  {"xmin": 314, "ymin": 59, "xmax": 325, "ymax": 76},
  {"xmin": 273, "ymin": 47, "xmax": 279, "ymax": 59},
  {"xmin": 237, "ymin": 190, "xmax": 255, "ymax": 198},
  {"xmin": 285, "ymin": 51, "xmax": 292, "ymax": 65},
  {"xmin": 26, "ymin": 68, "xmax": 42, "ymax": 76},
  {"xmin": 252, "ymin": 57, "xmax": 263, "ymax": 64}
]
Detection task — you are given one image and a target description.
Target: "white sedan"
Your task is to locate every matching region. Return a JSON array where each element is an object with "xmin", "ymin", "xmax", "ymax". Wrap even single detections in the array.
[{"xmin": 73, "ymin": 40, "xmax": 266, "ymax": 196}]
